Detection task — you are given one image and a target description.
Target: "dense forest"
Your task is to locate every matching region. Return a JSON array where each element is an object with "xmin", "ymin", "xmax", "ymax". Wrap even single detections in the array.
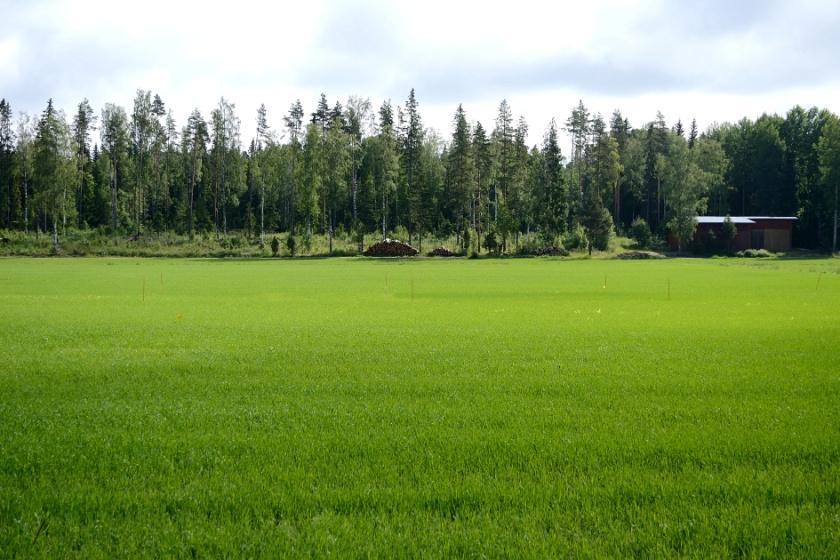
[{"xmin": 0, "ymin": 90, "xmax": 838, "ymax": 252}]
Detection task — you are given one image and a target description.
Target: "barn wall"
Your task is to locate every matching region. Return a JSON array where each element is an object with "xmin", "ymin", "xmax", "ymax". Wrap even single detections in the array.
[{"xmin": 762, "ymin": 229, "xmax": 792, "ymax": 251}]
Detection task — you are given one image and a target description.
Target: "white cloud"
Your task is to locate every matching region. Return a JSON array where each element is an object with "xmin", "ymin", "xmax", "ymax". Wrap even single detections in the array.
[{"xmin": 1, "ymin": 0, "xmax": 839, "ymax": 149}]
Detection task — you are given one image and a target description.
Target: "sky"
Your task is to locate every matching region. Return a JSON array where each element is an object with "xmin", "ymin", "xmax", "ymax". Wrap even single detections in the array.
[{"xmin": 2, "ymin": 0, "xmax": 840, "ymax": 150}]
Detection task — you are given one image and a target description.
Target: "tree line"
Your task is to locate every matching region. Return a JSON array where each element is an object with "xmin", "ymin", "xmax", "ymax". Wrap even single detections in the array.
[{"xmin": 0, "ymin": 90, "xmax": 838, "ymax": 252}]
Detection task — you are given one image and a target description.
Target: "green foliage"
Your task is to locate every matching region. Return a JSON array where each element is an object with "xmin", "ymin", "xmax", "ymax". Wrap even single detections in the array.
[
  {"xmin": 580, "ymin": 190, "xmax": 613, "ymax": 253},
  {"xmin": 630, "ymin": 217, "xmax": 652, "ymax": 248},
  {"xmin": 270, "ymin": 236, "xmax": 279, "ymax": 256},
  {"xmin": 563, "ymin": 224, "xmax": 587, "ymax": 251},
  {"xmin": 483, "ymin": 225, "xmax": 500, "ymax": 255},
  {"xmin": 736, "ymin": 248, "xmax": 773, "ymax": 258},
  {"xmin": 721, "ymin": 215, "xmax": 738, "ymax": 253},
  {"xmin": 817, "ymin": 114, "xmax": 840, "ymax": 252},
  {"xmin": 462, "ymin": 227, "xmax": 471, "ymax": 252},
  {"xmin": 1, "ymin": 90, "xmax": 839, "ymax": 252}
]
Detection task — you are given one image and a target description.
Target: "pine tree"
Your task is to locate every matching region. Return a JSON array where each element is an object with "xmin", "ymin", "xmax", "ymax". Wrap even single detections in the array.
[
  {"xmin": 565, "ymin": 100, "xmax": 591, "ymax": 201},
  {"xmin": 0, "ymin": 99, "xmax": 15, "ymax": 228},
  {"xmin": 471, "ymin": 121, "xmax": 492, "ymax": 241},
  {"xmin": 33, "ymin": 99, "xmax": 73, "ymax": 244},
  {"xmin": 182, "ymin": 109, "xmax": 208, "ymax": 239},
  {"xmin": 284, "ymin": 100, "xmax": 305, "ymax": 231},
  {"xmin": 539, "ymin": 119, "xmax": 567, "ymax": 239},
  {"xmin": 492, "ymin": 99, "xmax": 515, "ymax": 224},
  {"xmin": 71, "ymin": 99, "xmax": 95, "ymax": 227},
  {"xmin": 446, "ymin": 104, "xmax": 472, "ymax": 236},
  {"xmin": 311, "ymin": 94, "xmax": 330, "ymax": 132},
  {"xmin": 609, "ymin": 110, "xmax": 630, "ymax": 225},
  {"xmin": 688, "ymin": 118, "xmax": 698, "ymax": 149},
  {"xmin": 400, "ymin": 89, "xmax": 423, "ymax": 242}
]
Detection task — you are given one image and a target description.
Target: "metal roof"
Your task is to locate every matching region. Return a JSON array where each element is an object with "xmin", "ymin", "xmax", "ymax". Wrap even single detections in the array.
[
  {"xmin": 696, "ymin": 217, "xmax": 754, "ymax": 224},
  {"xmin": 696, "ymin": 216, "xmax": 798, "ymax": 224}
]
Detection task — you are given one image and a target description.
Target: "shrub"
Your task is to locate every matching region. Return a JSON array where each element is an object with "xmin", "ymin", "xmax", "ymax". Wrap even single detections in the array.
[
  {"xmin": 630, "ymin": 218, "xmax": 652, "ymax": 249},
  {"xmin": 484, "ymin": 227, "xmax": 500, "ymax": 255},
  {"xmin": 429, "ymin": 246, "xmax": 457, "ymax": 257},
  {"xmin": 270, "ymin": 237, "xmax": 280, "ymax": 257},
  {"xmin": 736, "ymin": 249, "xmax": 773, "ymax": 258},
  {"xmin": 721, "ymin": 216, "xmax": 737, "ymax": 253},
  {"xmin": 563, "ymin": 225, "xmax": 587, "ymax": 251},
  {"xmin": 285, "ymin": 234, "xmax": 297, "ymax": 257},
  {"xmin": 616, "ymin": 251, "xmax": 666, "ymax": 260},
  {"xmin": 536, "ymin": 245, "xmax": 569, "ymax": 257}
]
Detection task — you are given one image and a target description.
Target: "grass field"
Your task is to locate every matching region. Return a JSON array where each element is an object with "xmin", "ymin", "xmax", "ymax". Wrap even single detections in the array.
[{"xmin": 1, "ymin": 257, "xmax": 839, "ymax": 557}]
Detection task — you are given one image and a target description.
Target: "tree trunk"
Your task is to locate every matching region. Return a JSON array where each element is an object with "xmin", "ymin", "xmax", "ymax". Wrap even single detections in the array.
[
  {"xmin": 833, "ymin": 181, "xmax": 838, "ymax": 254},
  {"xmin": 188, "ymin": 166, "xmax": 195, "ymax": 241},
  {"xmin": 23, "ymin": 175, "xmax": 29, "ymax": 234},
  {"xmin": 328, "ymin": 207, "xmax": 333, "ymax": 254},
  {"xmin": 352, "ymin": 153, "xmax": 358, "ymax": 225},
  {"xmin": 613, "ymin": 178, "xmax": 620, "ymax": 228},
  {"xmin": 111, "ymin": 162, "xmax": 118, "ymax": 233},
  {"xmin": 221, "ymin": 153, "xmax": 227, "ymax": 238},
  {"xmin": 62, "ymin": 181, "xmax": 67, "ymax": 235}
]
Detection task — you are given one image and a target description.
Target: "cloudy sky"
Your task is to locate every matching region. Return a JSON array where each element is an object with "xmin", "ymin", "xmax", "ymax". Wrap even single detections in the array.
[{"xmin": 2, "ymin": 0, "xmax": 839, "ymax": 148}]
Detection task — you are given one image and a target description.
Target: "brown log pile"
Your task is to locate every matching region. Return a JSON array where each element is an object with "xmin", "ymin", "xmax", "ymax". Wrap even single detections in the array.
[{"xmin": 363, "ymin": 238, "xmax": 419, "ymax": 257}]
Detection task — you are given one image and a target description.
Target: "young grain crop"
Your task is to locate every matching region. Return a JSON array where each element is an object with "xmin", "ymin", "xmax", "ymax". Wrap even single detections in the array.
[{"xmin": 0, "ymin": 257, "xmax": 838, "ymax": 557}]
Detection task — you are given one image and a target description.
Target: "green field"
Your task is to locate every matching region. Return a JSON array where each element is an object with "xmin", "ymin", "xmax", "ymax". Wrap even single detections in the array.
[{"xmin": 1, "ymin": 257, "xmax": 839, "ymax": 557}]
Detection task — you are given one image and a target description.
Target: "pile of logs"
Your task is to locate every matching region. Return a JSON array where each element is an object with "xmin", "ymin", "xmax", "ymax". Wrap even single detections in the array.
[{"xmin": 362, "ymin": 238, "xmax": 419, "ymax": 257}]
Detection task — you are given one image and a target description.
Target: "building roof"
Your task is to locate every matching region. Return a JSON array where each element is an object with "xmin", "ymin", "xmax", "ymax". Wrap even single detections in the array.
[
  {"xmin": 697, "ymin": 217, "xmax": 755, "ymax": 224},
  {"xmin": 696, "ymin": 216, "xmax": 798, "ymax": 224}
]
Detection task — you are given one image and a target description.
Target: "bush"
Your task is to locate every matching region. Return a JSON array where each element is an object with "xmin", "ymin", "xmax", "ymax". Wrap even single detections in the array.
[
  {"xmin": 429, "ymin": 246, "xmax": 457, "ymax": 257},
  {"xmin": 462, "ymin": 228, "xmax": 472, "ymax": 253},
  {"xmin": 484, "ymin": 227, "xmax": 500, "ymax": 255},
  {"xmin": 616, "ymin": 250, "xmax": 666, "ymax": 260},
  {"xmin": 630, "ymin": 218, "xmax": 652, "ymax": 249},
  {"xmin": 721, "ymin": 216, "xmax": 737, "ymax": 254},
  {"xmin": 352, "ymin": 226, "xmax": 365, "ymax": 252},
  {"xmin": 286, "ymin": 234, "xmax": 296, "ymax": 256},
  {"xmin": 563, "ymin": 225, "xmax": 587, "ymax": 251},
  {"xmin": 536, "ymin": 245, "xmax": 569, "ymax": 256},
  {"xmin": 736, "ymin": 249, "xmax": 773, "ymax": 258},
  {"xmin": 270, "ymin": 236, "xmax": 280, "ymax": 257}
]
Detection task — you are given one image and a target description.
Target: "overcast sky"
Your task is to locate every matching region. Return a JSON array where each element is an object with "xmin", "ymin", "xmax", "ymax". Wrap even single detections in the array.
[{"xmin": 2, "ymin": 0, "xmax": 839, "ymax": 149}]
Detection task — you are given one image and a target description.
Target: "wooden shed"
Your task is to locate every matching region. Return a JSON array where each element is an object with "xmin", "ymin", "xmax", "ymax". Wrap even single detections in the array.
[{"xmin": 671, "ymin": 216, "xmax": 798, "ymax": 252}]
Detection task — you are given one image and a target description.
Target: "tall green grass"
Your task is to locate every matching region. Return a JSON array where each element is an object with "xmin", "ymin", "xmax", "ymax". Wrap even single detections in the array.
[{"xmin": 0, "ymin": 257, "xmax": 838, "ymax": 557}]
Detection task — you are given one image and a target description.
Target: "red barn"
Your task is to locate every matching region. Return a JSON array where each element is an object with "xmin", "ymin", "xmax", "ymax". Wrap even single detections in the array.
[{"xmin": 669, "ymin": 216, "xmax": 797, "ymax": 252}]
